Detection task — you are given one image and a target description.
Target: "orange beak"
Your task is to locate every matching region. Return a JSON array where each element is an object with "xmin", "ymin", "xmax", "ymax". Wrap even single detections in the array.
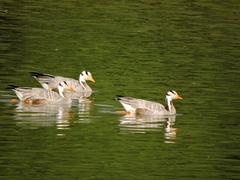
[
  {"xmin": 88, "ymin": 76, "xmax": 95, "ymax": 83},
  {"xmin": 177, "ymin": 95, "xmax": 183, "ymax": 100}
]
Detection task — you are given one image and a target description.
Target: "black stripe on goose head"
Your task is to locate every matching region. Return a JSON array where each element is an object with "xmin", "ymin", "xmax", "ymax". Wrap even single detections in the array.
[{"xmin": 63, "ymin": 81, "xmax": 68, "ymax": 85}]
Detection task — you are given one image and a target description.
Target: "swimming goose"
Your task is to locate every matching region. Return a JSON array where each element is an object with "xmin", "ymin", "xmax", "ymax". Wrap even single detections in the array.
[
  {"xmin": 30, "ymin": 71, "xmax": 95, "ymax": 92},
  {"xmin": 117, "ymin": 90, "xmax": 182, "ymax": 116},
  {"xmin": 11, "ymin": 81, "xmax": 72, "ymax": 105}
]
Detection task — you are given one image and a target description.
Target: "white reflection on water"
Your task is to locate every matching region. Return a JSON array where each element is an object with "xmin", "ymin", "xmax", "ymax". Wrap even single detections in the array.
[
  {"xmin": 119, "ymin": 114, "xmax": 177, "ymax": 143},
  {"xmin": 76, "ymin": 98, "xmax": 92, "ymax": 123},
  {"xmin": 13, "ymin": 94, "xmax": 93, "ymax": 129},
  {"xmin": 14, "ymin": 102, "xmax": 73, "ymax": 128}
]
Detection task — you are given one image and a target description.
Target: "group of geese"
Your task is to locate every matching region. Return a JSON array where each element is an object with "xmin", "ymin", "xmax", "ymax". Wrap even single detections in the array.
[{"xmin": 11, "ymin": 71, "xmax": 183, "ymax": 116}]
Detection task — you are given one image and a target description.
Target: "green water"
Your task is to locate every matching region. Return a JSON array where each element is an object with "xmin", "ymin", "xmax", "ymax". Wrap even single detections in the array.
[{"xmin": 0, "ymin": 0, "xmax": 239, "ymax": 179}]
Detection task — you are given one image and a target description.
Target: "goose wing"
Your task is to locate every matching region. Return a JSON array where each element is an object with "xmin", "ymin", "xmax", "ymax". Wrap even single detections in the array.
[
  {"xmin": 117, "ymin": 96, "xmax": 166, "ymax": 114},
  {"xmin": 30, "ymin": 72, "xmax": 79, "ymax": 91},
  {"xmin": 13, "ymin": 87, "xmax": 60, "ymax": 102},
  {"xmin": 29, "ymin": 88, "xmax": 61, "ymax": 101},
  {"xmin": 30, "ymin": 72, "xmax": 56, "ymax": 89}
]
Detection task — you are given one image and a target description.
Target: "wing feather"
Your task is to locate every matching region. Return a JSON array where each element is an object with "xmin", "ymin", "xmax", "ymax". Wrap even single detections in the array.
[{"xmin": 117, "ymin": 96, "xmax": 166, "ymax": 114}]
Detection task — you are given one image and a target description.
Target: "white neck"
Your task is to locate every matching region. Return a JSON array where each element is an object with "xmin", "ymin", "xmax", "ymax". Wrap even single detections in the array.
[
  {"xmin": 79, "ymin": 74, "xmax": 86, "ymax": 89},
  {"xmin": 166, "ymin": 96, "xmax": 173, "ymax": 112},
  {"xmin": 58, "ymin": 86, "xmax": 65, "ymax": 98}
]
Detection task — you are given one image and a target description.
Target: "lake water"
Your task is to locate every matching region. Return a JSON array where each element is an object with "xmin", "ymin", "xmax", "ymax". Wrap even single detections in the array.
[{"xmin": 0, "ymin": 1, "xmax": 239, "ymax": 179}]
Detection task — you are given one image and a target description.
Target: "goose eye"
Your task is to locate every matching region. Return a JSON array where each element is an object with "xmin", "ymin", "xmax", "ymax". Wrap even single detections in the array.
[{"xmin": 63, "ymin": 81, "xmax": 68, "ymax": 85}]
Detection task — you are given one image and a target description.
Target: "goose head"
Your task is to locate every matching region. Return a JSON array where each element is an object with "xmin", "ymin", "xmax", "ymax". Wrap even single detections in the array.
[
  {"xmin": 165, "ymin": 90, "xmax": 182, "ymax": 112},
  {"xmin": 166, "ymin": 90, "xmax": 183, "ymax": 101},
  {"xmin": 79, "ymin": 71, "xmax": 95, "ymax": 83},
  {"xmin": 166, "ymin": 90, "xmax": 183, "ymax": 102},
  {"xmin": 79, "ymin": 71, "xmax": 95, "ymax": 89},
  {"xmin": 58, "ymin": 81, "xmax": 71, "ymax": 98}
]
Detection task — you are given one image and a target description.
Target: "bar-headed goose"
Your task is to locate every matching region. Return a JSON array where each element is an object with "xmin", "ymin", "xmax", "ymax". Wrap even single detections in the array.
[
  {"xmin": 117, "ymin": 90, "xmax": 182, "ymax": 116},
  {"xmin": 30, "ymin": 71, "xmax": 95, "ymax": 92},
  {"xmin": 11, "ymin": 81, "xmax": 72, "ymax": 105}
]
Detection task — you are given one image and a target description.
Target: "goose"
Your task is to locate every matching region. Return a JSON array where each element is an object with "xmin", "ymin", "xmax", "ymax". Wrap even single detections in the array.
[
  {"xmin": 30, "ymin": 71, "xmax": 95, "ymax": 92},
  {"xmin": 11, "ymin": 81, "xmax": 72, "ymax": 105},
  {"xmin": 117, "ymin": 90, "xmax": 182, "ymax": 116}
]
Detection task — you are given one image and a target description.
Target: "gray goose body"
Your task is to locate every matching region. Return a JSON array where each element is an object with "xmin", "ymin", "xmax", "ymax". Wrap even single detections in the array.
[
  {"xmin": 12, "ymin": 82, "xmax": 71, "ymax": 105},
  {"xmin": 30, "ymin": 71, "xmax": 95, "ymax": 92},
  {"xmin": 117, "ymin": 90, "xmax": 182, "ymax": 116}
]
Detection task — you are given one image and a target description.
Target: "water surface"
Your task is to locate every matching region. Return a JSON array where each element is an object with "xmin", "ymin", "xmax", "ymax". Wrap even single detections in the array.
[{"xmin": 0, "ymin": 1, "xmax": 239, "ymax": 179}]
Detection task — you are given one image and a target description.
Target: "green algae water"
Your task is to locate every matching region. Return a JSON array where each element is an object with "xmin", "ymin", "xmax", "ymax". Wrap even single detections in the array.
[{"xmin": 0, "ymin": 1, "xmax": 239, "ymax": 179}]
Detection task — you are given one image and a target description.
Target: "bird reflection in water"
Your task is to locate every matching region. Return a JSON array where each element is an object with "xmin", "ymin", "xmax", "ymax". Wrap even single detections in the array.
[
  {"xmin": 13, "ymin": 91, "xmax": 93, "ymax": 131},
  {"xmin": 14, "ymin": 102, "xmax": 73, "ymax": 129},
  {"xmin": 70, "ymin": 91, "xmax": 92, "ymax": 123},
  {"xmin": 119, "ymin": 114, "xmax": 177, "ymax": 143}
]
